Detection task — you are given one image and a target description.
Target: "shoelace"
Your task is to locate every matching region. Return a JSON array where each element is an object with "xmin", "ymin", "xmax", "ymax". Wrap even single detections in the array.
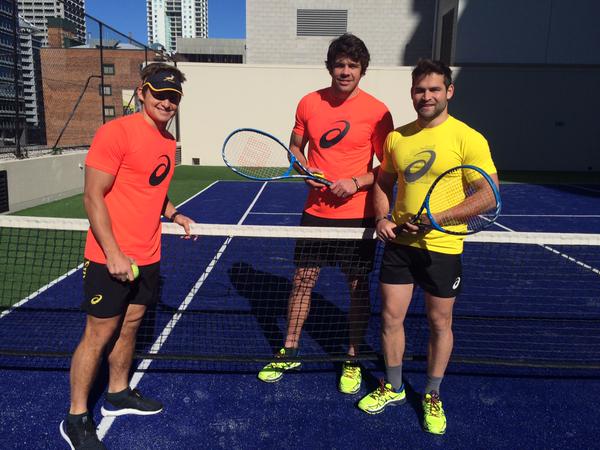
[
  {"xmin": 343, "ymin": 363, "xmax": 360, "ymax": 378},
  {"xmin": 269, "ymin": 352, "xmax": 298, "ymax": 369},
  {"xmin": 371, "ymin": 379, "xmax": 391, "ymax": 401},
  {"xmin": 425, "ymin": 393, "xmax": 442, "ymax": 417}
]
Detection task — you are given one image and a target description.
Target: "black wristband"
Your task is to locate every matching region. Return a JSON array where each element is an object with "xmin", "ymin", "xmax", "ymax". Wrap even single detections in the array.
[{"xmin": 169, "ymin": 211, "xmax": 181, "ymax": 222}]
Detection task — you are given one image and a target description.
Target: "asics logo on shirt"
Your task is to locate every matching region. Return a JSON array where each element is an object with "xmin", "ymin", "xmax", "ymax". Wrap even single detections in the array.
[
  {"xmin": 149, "ymin": 155, "xmax": 171, "ymax": 186},
  {"xmin": 319, "ymin": 120, "xmax": 350, "ymax": 148},
  {"xmin": 404, "ymin": 150, "xmax": 436, "ymax": 182}
]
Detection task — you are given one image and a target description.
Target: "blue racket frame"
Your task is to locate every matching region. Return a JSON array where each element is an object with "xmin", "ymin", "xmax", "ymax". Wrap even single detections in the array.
[
  {"xmin": 412, "ymin": 164, "xmax": 502, "ymax": 235},
  {"xmin": 222, "ymin": 128, "xmax": 332, "ymax": 186}
]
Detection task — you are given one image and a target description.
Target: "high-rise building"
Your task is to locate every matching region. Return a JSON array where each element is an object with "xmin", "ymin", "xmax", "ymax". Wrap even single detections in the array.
[
  {"xmin": 0, "ymin": 0, "xmax": 25, "ymax": 145},
  {"xmin": 147, "ymin": 0, "xmax": 208, "ymax": 53},
  {"xmin": 19, "ymin": 17, "xmax": 45, "ymax": 143},
  {"xmin": 17, "ymin": 0, "xmax": 85, "ymax": 47}
]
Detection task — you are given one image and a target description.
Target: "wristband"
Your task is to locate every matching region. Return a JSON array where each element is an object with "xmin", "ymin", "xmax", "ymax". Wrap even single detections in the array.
[
  {"xmin": 351, "ymin": 177, "xmax": 360, "ymax": 192},
  {"xmin": 169, "ymin": 211, "xmax": 181, "ymax": 222},
  {"xmin": 375, "ymin": 216, "xmax": 387, "ymax": 224}
]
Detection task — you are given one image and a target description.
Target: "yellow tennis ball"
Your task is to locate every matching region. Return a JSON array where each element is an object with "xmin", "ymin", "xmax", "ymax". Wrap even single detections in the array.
[{"xmin": 131, "ymin": 263, "xmax": 140, "ymax": 280}]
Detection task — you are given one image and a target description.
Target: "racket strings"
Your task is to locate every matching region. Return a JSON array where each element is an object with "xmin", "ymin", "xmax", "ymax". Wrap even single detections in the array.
[
  {"xmin": 224, "ymin": 132, "xmax": 289, "ymax": 179},
  {"xmin": 429, "ymin": 168, "xmax": 498, "ymax": 232}
]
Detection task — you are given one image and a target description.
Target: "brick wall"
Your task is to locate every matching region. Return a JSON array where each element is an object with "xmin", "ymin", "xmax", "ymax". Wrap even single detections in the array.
[{"xmin": 40, "ymin": 48, "xmax": 154, "ymax": 147}]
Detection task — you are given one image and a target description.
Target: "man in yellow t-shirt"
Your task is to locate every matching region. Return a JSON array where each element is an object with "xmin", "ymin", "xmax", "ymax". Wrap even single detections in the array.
[{"xmin": 357, "ymin": 59, "xmax": 498, "ymax": 435}]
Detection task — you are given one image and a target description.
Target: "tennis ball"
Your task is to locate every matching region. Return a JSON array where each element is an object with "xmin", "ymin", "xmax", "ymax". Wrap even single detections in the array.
[{"xmin": 131, "ymin": 263, "xmax": 140, "ymax": 280}]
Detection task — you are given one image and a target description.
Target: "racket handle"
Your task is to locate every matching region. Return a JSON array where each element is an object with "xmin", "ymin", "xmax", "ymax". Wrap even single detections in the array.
[{"xmin": 409, "ymin": 215, "xmax": 431, "ymax": 231}]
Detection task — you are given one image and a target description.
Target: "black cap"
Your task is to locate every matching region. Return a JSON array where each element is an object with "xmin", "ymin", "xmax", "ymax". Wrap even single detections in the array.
[{"xmin": 143, "ymin": 70, "xmax": 183, "ymax": 95}]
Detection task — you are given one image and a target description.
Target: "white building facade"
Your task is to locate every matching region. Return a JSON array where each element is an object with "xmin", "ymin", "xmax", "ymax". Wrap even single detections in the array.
[
  {"xmin": 17, "ymin": 0, "xmax": 85, "ymax": 46},
  {"xmin": 147, "ymin": 0, "xmax": 208, "ymax": 53}
]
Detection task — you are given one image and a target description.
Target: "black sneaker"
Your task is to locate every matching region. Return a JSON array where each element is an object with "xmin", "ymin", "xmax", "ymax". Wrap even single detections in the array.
[
  {"xmin": 100, "ymin": 388, "xmax": 163, "ymax": 417},
  {"xmin": 59, "ymin": 413, "xmax": 106, "ymax": 450}
]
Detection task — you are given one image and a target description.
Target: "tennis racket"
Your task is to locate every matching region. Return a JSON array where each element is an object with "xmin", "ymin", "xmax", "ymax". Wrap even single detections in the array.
[
  {"xmin": 222, "ymin": 128, "xmax": 332, "ymax": 185},
  {"xmin": 411, "ymin": 165, "xmax": 501, "ymax": 235}
]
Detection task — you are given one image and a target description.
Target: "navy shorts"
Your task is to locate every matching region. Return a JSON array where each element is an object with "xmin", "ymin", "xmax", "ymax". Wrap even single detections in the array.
[
  {"xmin": 82, "ymin": 259, "xmax": 161, "ymax": 318},
  {"xmin": 379, "ymin": 243, "xmax": 462, "ymax": 298},
  {"xmin": 293, "ymin": 212, "xmax": 376, "ymax": 276}
]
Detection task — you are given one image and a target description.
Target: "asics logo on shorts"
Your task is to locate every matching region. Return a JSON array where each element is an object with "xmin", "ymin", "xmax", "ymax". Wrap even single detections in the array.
[
  {"xmin": 404, "ymin": 150, "xmax": 436, "ymax": 182},
  {"xmin": 319, "ymin": 120, "xmax": 350, "ymax": 148},
  {"xmin": 452, "ymin": 277, "xmax": 461, "ymax": 290},
  {"xmin": 149, "ymin": 155, "xmax": 171, "ymax": 186},
  {"xmin": 90, "ymin": 294, "xmax": 103, "ymax": 305}
]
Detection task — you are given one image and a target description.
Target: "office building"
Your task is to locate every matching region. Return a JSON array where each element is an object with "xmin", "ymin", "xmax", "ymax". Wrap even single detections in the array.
[
  {"xmin": 17, "ymin": 0, "xmax": 85, "ymax": 46},
  {"xmin": 147, "ymin": 0, "xmax": 208, "ymax": 53},
  {"xmin": 0, "ymin": 0, "xmax": 25, "ymax": 145},
  {"xmin": 19, "ymin": 17, "xmax": 45, "ymax": 143}
]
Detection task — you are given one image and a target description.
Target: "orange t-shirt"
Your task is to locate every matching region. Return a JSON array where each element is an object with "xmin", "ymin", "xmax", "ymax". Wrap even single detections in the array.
[
  {"xmin": 84, "ymin": 113, "xmax": 176, "ymax": 265},
  {"xmin": 293, "ymin": 88, "xmax": 393, "ymax": 219}
]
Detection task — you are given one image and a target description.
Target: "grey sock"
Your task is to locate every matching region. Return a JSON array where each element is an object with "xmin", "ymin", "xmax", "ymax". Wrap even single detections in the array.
[
  {"xmin": 424, "ymin": 375, "xmax": 443, "ymax": 395},
  {"xmin": 283, "ymin": 347, "xmax": 298, "ymax": 357},
  {"xmin": 386, "ymin": 364, "xmax": 403, "ymax": 392}
]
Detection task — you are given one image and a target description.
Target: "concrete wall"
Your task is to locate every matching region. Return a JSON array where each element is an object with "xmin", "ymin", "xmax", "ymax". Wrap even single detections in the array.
[
  {"xmin": 454, "ymin": 0, "xmax": 600, "ymax": 65},
  {"xmin": 177, "ymin": 62, "xmax": 415, "ymax": 166},
  {"xmin": 246, "ymin": 0, "xmax": 435, "ymax": 66},
  {"xmin": 0, "ymin": 152, "xmax": 86, "ymax": 212},
  {"xmin": 178, "ymin": 62, "xmax": 600, "ymax": 172}
]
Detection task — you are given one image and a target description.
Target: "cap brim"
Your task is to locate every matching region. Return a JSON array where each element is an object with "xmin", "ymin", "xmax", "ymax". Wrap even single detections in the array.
[{"xmin": 143, "ymin": 81, "xmax": 183, "ymax": 95}]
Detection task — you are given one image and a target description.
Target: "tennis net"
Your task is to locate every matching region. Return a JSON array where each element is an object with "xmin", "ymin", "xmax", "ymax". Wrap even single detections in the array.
[{"xmin": 1, "ymin": 215, "xmax": 599, "ymax": 369}]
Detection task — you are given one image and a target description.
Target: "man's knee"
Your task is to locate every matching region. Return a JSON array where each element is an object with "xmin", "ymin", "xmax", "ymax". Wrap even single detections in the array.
[
  {"xmin": 120, "ymin": 305, "xmax": 146, "ymax": 335},
  {"xmin": 428, "ymin": 312, "xmax": 453, "ymax": 336}
]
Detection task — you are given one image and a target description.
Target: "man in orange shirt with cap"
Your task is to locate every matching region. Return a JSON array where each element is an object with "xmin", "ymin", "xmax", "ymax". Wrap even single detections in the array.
[
  {"xmin": 258, "ymin": 34, "xmax": 394, "ymax": 395},
  {"xmin": 60, "ymin": 63, "xmax": 194, "ymax": 450}
]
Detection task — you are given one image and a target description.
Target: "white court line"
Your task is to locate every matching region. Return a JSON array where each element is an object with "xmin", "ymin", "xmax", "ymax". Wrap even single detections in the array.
[
  {"xmin": 174, "ymin": 180, "xmax": 219, "ymax": 208},
  {"xmin": 499, "ymin": 214, "xmax": 600, "ymax": 218},
  {"xmin": 493, "ymin": 221, "xmax": 600, "ymax": 276},
  {"xmin": 248, "ymin": 211, "xmax": 302, "ymax": 215},
  {"xmin": 0, "ymin": 263, "xmax": 83, "ymax": 320},
  {"xmin": 97, "ymin": 182, "xmax": 268, "ymax": 440},
  {"xmin": 570, "ymin": 185, "xmax": 600, "ymax": 194},
  {"xmin": 0, "ymin": 182, "xmax": 221, "ymax": 321},
  {"xmin": 250, "ymin": 213, "xmax": 599, "ymax": 218}
]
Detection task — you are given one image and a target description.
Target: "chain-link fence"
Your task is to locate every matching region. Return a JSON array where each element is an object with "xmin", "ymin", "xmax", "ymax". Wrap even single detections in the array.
[{"xmin": 1, "ymin": 0, "xmax": 176, "ymax": 160}]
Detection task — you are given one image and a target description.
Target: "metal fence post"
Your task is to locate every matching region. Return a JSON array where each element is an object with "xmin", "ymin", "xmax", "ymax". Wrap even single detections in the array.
[
  {"xmin": 99, "ymin": 21, "xmax": 106, "ymax": 123},
  {"xmin": 12, "ymin": 0, "xmax": 21, "ymax": 158}
]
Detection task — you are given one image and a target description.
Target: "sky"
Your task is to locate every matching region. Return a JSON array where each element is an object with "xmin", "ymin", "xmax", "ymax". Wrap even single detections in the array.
[{"xmin": 85, "ymin": 0, "xmax": 246, "ymax": 45}]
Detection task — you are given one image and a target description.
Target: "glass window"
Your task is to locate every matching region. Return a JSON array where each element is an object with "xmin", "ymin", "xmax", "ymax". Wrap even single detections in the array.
[{"xmin": 102, "ymin": 64, "xmax": 115, "ymax": 75}]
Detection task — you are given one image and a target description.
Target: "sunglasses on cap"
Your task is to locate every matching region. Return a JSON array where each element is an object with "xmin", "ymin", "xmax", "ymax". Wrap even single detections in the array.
[{"xmin": 148, "ymin": 89, "xmax": 182, "ymax": 105}]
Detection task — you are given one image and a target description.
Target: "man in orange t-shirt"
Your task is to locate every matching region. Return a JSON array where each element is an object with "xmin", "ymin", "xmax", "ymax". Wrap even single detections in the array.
[
  {"xmin": 258, "ymin": 34, "xmax": 394, "ymax": 395},
  {"xmin": 60, "ymin": 64, "xmax": 193, "ymax": 450}
]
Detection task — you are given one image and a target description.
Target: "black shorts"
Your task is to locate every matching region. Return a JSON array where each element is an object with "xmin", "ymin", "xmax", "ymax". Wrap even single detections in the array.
[
  {"xmin": 82, "ymin": 259, "xmax": 161, "ymax": 318},
  {"xmin": 293, "ymin": 212, "xmax": 376, "ymax": 275},
  {"xmin": 379, "ymin": 243, "xmax": 462, "ymax": 298}
]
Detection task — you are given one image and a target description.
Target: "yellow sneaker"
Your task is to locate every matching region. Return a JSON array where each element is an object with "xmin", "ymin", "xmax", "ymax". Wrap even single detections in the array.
[
  {"xmin": 422, "ymin": 392, "xmax": 446, "ymax": 434},
  {"xmin": 357, "ymin": 380, "xmax": 406, "ymax": 414},
  {"xmin": 257, "ymin": 348, "xmax": 301, "ymax": 383},
  {"xmin": 338, "ymin": 361, "xmax": 362, "ymax": 394}
]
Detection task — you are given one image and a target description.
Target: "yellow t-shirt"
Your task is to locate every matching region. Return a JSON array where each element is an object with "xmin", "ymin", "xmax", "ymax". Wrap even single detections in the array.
[{"xmin": 380, "ymin": 115, "xmax": 497, "ymax": 254}]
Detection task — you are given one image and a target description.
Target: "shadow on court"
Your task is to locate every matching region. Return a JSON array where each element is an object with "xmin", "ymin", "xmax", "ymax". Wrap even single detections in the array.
[{"xmin": 227, "ymin": 262, "xmax": 378, "ymax": 359}]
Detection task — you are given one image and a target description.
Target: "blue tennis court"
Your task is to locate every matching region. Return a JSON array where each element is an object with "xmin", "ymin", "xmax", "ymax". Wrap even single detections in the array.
[{"xmin": 1, "ymin": 180, "xmax": 599, "ymax": 449}]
